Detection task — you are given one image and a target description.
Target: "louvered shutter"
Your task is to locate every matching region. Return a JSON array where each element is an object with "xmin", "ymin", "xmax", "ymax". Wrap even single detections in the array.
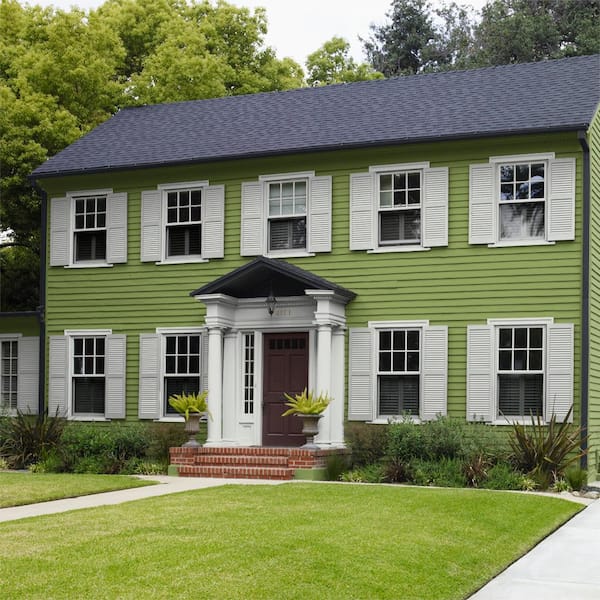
[
  {"xmin": 107, "ymin": 192, "xmax": 128, "ymax": 264},
  {"xmin": 348, "ymin": 328, "xmax": 374, "ymax": 421},
  {"xmin": 140, "ymin": 190, "xmax": 162, "ymax": 262},
  {"xmin": 105, "ymin": 335, "xmax": 126, "ymax": 419},
  {"xmin": 546, "ymin": 323, "xmax": 574, "ymax": 423},
  {"xmin": 50, "ymin": 197, "xmax": 70, "ymax": 266},
  {"xmin": 240, "ymin": 181, "xmax": 264, "ymax": 256},
  {"xmin": 422, "ymin": 167, "xmax": 448, "ymax": 248},
  {"xmin": 201, "ymin": 332, "xmax": 209, "ymax": 393},
  {"xmin": 48, "ymin": 336, "xmax": 68, "ymax": 417},
  {"xmin": 466, "ymin": 325, "xmax": 494, "ymax": 422},
  {"xmin": 17, "ymin": 337, "xmax": 39, "ymax": 414},
  {"xmin": 469, "ymin": 164, "xmax": 495, "ymax": 245},
  {"xmin": 547, "ymin": 158, "xmax": 576, "ymax": 242},
  {"xmin": 349, "ymin": 173, "xmax": 374, "ymax": 250},
  {"xmin": 138, "ymin": 334, "xmax": 161, "ymax": 419},
  {"xmin": 202, "ymin": 185, "xmax": 225, "ymax": 259},
  {"xmin": 308, "ymin": 175, "xmax": 332, "ymax": 253},
  {"xmin": 421, "ymin": 326, "xmax": 447, "ymax": 420}
]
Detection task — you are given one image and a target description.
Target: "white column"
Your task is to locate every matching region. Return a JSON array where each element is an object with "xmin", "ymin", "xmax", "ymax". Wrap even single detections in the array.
[
  {"xmin": 314, "ymin": 323, "xmax": 332, "ymax": 445},
  {"xmin": 205, "ymin": 326, "xmax": 224, "ymax": 445},
  {"xmin": 330, "ymin": 328, "xmax": 346, "ymax": 446},
  {"xmin": 221, "ymin": 331, "xmax": 238, "ymax": 443}
]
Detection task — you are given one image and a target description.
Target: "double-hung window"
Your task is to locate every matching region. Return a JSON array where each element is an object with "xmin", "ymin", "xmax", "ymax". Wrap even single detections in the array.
[
  {"xmin": 1, "ymin": 340, "xmax": 18, "ymax": 412},
  {"xmin": 164, "ymin": 333, "xmax": 201, "ymax": 415},
  {"xmin": 74, "ymin": 196, "xmax": 107, "ymax": 262},
  {"xmin": 267, "ymin": 180, "xmax": 307, "ymax": 252},
  {"xmin": 378, "ymin": 171, "xmax": 422, "ymax": 246},
  {"xmin": 166, "ymin": 189, "xmax": 202, "ymax": 258},
  {"xmin": 72, "ymin": 336, "xmax": 106, "ymax": 415}
]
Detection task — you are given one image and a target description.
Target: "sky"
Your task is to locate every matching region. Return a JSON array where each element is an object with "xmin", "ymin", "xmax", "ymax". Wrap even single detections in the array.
[{"xmin": 31, "ymin": 0, "xmax": 489, "ymax": 66}]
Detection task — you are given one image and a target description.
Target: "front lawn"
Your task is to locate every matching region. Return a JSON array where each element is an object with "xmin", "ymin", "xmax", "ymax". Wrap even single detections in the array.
[
  {"xmin": 0, "ymin": 483, "xmax": 580, "ymax": 599},
  {"xmin": 0, "ymin": 472, "xmax": 155, "ymax": 508}
]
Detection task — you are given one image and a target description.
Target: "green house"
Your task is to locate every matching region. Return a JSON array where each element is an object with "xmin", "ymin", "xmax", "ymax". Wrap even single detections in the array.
[{"xmin": 8, "ymin": 54, "xmax": 600, "ymax": 478}]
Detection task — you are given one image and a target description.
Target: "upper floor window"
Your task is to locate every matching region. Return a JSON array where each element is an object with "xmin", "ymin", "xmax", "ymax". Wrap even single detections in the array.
[
  {"xmin": 49, "ymin": 190, "xmax": 128, "ymax": 268},
  {"xmin": 241, "ymin": 171, "xmax": 331, "ymax": 258},
  {"xmin": 469, "ymin": 153, "xmax": 575, "ymax": 247},
  {"xmin": 350, "ymin": 162, "xmax": 448, "ymax": 253},
  {"xmin": 141, "ymin": 181, "xmax": 224, "ymax": 264}
]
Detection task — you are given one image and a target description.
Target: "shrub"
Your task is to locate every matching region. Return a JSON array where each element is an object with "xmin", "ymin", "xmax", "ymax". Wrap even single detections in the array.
[
  {"xmin": 325, "ymin": 453, "xmax": 350, "ymax": 481},
  {"xmin": 340, "ymin": 463, "xmax": 386, "ymax": 483},
  {"xmin": 410, "ymin": 458, "xmax": 467, "ymax": 488},
  {"xmin": 420, "ymin": 417, "xmax": 467, "ymax": 460},
  {"xmin": 565, "ymin": 467, "xmax": 588, "ymax": 491},
  {"xmin": 481, "ymin": 463, "xmax": 524, "ymax": 490},
  {"xmin": 145, "ymin": 423, "xmax": 189, "ymax": 462},
  {"xmin": 0, "ymin": 411, "xmax": 66, "ymax": 469},
  {"xmin": 0, "ymin": 456, "xmax": 8, "ymax": 470},
  {"xmin": 122, "ymin": 457, "xmax": 168, "ymax": 475},
  {"xmin": 345, "ymin": 422, "xmax": 388, "ymax": 467},
  {"xmin": 386, "ymin": 419, "xmax": 424, "ymax": 463},
  {"xmin": 462, "ymin": 453, "xmax": 491, "ymax": 488}
]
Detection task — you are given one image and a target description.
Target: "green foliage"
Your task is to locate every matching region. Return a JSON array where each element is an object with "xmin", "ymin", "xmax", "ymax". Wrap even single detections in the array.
[
  {"xmin": 324, "ymin": 453, "xmax": 350, "ymax": 481},
  {"xmin": 167, "ymin": 390, "xmax": 209, "ymax": 420},
  {"xmin": 508, "ymin": 407, "xmax": 587, "ymax": 489},
  {"xmin": 0, "ymin": 412, "xmax": 66, "ymax": 469},
  {"xmin": 340, "ymin": 463, "xmax": 386, "ymax": 483},
  {"xmin": 481, "ymin": 462, "xmax": 526, "ymax": 490},
  {"xmin": 410, "ymin": 457, "xmax": 467, "ymax": 488},
  {"xmin": 145, "ymin": 422, "xmax": 189, "ymax": 462},
  {"xmin": 281, "ymin": 388, "xmax": 331, "ymax": 416},
  {"xmin": 565, "ymin": 467, "xmax": 588, "ymax": 492},
  {"xmin": 0, "ymin": 456, "xmax": 8, "ymax": 470},
  {"xmin": 0, "ymin": 246, "xmax": 39, "ymax": 311},
  {"xmin": 462, "ymin": 453, "xmax": 491, "ymax": 487},
  {"xmin": 345, "ymin": 422, "xmax": 389, "ymax": 467}
]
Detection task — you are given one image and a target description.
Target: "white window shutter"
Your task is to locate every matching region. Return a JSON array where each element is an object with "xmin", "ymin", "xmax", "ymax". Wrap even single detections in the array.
[
  {"xmin": 348, "ymin": 328, "xmax": 374, "ymax": 421},
  {"xmin": 106, "ymin": 192, "xmax": 128, "ymax": 264},
  {"xmin": 105, "ymin": 334, "xmax": 126, "ymax": 419},
  {"xmin": 350, "ymin": 173, "xmax": 374, "ymax": 250},
  {"xmin": 422, "ymin": 167, "xmax": 448, "ymax": 248},
  {"xmin": 202, "ymin": 185, "xmax": 225, "ymax": 259},
  {"xmin": 469, "ymin": 164, "xmax": 495, "ymax": 245},
  {"xmin": 50, "ymin": 197, "xmax": 70, "ymax": 266},
  {"xmin": 17, "ymin": 337, "xmax": 39, "ymax": 414},
  {"xmin": 138, "ymin": 334, "xmax": 161, "ymax": 419},
  {"xmin": 546, "ymin": 323, "xmax": 574, "ymax": 423},
  {"xmin": 48, "ymin": 336, "xmax": 68, "ymax": 417},
  {"xmin": 308, "ymin": 175, "xmax": 332, "ymax": 253},
  {"xmin": 547, "ymin": 158, "xmax": 575, "ymax": 242},
  {"xmin": 240, "ymin": 181, "xmax": 264, "ymax": 256},
  {"xmin": 140, "ymin": 190, "xmax": 162, "ymax": 262},
  {"xmin": 201, "ymin": 332, "xmax": 209, "ymax": 393},
  {"xmin": 421, "ymin": 326, "xmax": 447, "ymax": 420},
  {"xmin": 466, "ymin": 325, "xmax": 494, "ymax": 422}
]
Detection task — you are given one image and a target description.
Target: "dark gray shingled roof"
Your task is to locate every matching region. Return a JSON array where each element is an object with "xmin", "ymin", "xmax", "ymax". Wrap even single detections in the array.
[{"xmin": 32, "ymin": 54, "xmax": 600, "ymax": 178}]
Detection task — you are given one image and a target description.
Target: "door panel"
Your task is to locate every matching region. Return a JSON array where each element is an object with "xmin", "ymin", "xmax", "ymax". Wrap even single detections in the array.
[{"xmin": 262, "ymin": 332, "xmax": 308, "ymax": 446}]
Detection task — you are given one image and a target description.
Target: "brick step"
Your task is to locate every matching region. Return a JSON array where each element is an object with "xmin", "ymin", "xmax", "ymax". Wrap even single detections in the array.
[
  {"xmin": 192, "ymin": 454, "xmax": 289, "ymax": 467},
  {"xmin": 177, "ymin": 464, "xmax": 295, "ymax": 480},
  {"xmin": 184, "ymin": 447, "xmax": 297, "ymax": 457}
]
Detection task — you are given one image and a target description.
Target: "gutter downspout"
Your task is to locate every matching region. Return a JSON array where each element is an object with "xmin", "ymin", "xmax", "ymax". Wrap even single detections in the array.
[{"xmin": 578, "ymin": 130, "xmax": 590, "ymax": 470}]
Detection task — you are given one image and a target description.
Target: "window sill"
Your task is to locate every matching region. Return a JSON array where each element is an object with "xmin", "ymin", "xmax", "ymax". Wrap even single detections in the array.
[
  {"xmin": 70, "ymin": 416, "xmax": 110, "ymax": 422},
  {"xmin": 370, "ymin": 416, "xmax": 422, "ymax": 425},
  {"xmin": 265, "ymin": 251, "xmax": 315, "ymax": 259},
  {"xmin": 367, "ymin": 246, "xmax": 431, "ymax": 254},
  {"xmin": 492, "ymin": 417, "xmax": 548, "ymax": 426},
  {"xmin": 156, "ymin": 257, "xmax": 209, "ymax": 265},
  {"xmin": 156, "ymin": 416, "xmax": 185, "ymax": 423},
  {"xmin": 488, "ymin": 240, "xmax": 556, "ymax": 248},
  {"xmin": 64, "ymin": 262, "xmax": 113, "ymax": 269}
]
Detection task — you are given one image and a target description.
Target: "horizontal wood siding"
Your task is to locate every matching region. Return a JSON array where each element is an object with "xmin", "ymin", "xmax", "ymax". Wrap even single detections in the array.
[{"xmin": 41, "ymin": 132, "xmax": 583, "ymax": 424}]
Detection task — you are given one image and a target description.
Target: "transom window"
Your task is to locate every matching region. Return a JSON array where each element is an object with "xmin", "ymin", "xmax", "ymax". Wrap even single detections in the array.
[
  {"xmin": 1, "ymin": 340, "xmax": 18, "ymax": 412},
  {"xmin": 74, "ymin": 196, "xmax": 107, "ymax": 262},
  {"xmin": 497, "ymin": 326, "xmax": 544, "ymax": 417},
  {"xmin": 499, "ymin": 162, "xmax": 545, "ymax": 241},
  {"xmin": 166, "ymin": 189, "xmax": 202, "ymax": 257},
  {"xmin": 268, "ymin": 180, "xmax": 307, "ymax": 251},
  {"xmin": 378, "ymin": 171, "xmax": 421, "ymax": 246},
  {"xmin": 377, "ymin": 329, "xmax": 420, "ymax": 416},
  {"xmin": 164, "ymin": 334, "xmax": 201, "ymax": 415},
  {"xmin": 72, "ymin": 337, "xmax": 105, "ymax": 415}
]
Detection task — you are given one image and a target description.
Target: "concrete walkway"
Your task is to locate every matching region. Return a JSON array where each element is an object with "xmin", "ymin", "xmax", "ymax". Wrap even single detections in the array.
[
  {"xmin": 0, "ymin": 475, "xmax": 284, "ymax": 523},
  {"xmin": 470, "ymin": 496, "xmax": 600, "ymax": 599}
]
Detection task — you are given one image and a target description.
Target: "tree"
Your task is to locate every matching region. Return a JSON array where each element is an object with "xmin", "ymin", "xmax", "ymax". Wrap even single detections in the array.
[{"xmin": 306, "ymin": 37, "xmax": 383, "ymax": 86}]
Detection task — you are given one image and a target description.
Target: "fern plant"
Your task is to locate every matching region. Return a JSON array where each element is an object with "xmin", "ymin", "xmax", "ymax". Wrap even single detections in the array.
[
  {"xmin": 168, "ymin": 391, "xmax": 210, "ymax": 421},
  {"xmin": 281, "ymin": 389, "xmax": 331, "ymax": 416}
]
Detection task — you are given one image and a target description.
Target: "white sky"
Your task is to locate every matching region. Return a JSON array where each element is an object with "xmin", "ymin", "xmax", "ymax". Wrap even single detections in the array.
[{"xmin": 29, "ymin": 0, "xmax": 489, "ymax": 66}]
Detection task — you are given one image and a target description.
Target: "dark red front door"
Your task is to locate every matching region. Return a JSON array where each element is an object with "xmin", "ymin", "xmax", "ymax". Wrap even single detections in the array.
[{"xmin": 262, "ymin": 332, "xmax": 309, "ymax": 447}]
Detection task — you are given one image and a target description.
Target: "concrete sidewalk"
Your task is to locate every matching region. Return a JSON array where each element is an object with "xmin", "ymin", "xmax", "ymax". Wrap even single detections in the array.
[
  {"xmin": 0, "ymin": 475, "xmax": 284, "ymax": 523},
  {"xmin": 470, "ymin": 497, "xmax": 600, "ymax": 599}
]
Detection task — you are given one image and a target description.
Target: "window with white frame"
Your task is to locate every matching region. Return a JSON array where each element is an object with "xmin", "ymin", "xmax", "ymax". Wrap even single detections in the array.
[
  {"xmin": 1, "ymin": 340, "xmax": 18, "ymax": 412},
  {"xmin": 378, "ymin": 171, "xmax": 422, "ymax": 246},
  {"xmin": 267, "ymin": 180, "xmax": 307, "ymax": 251},
  {"xmin": 163, "ymin": 334, "xmax": 201, "ymax": 415},
  {"xmin": 74, "ymin": 195, "xmax": 107, "ymax": 262},
  {"xmin": 377, "ymin": 329, "xmax": 420, "ymax": 416},
  {"xmin": 469, "ymin": 153, "xmax": 575, "ymax": 246},
  {"xmin": 243, "ymin": 333, "xmax": 255, "ymax": 415},
  {"xmin": 166, "ymin": 188, "xmax": 202, "ymax": 258},
  {"xmin": 72, "ymin": 336, "xmax": 106, "ymax": 415},
  {"xmin": 349, "ymin": 162, "xmax": 448, "ymax": 252}
]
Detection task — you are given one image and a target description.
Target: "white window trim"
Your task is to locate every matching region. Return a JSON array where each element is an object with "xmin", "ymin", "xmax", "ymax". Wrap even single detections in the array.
[
  {"xmin": 65, "ymin": 329, "xmax": 112, "ymax": 420},
  {"xmin": 488, "ymin": 153, "xmax": 555, "ymax": 165},
  {"xmin": 0, "ymin": 333, "xmax": 22, "ymax": 339},
  {"xmin": 156, "ymin": 181, "xmax": 209, "ymax": 265},
  {"xmin": 488, "ymin": 317, "xmax": 553, "ymax": 425},
  {"xmin": 0, "ymin": 337, "xmax": 19, "ymax": 415},
  {"xmin": 156, "ymin": 327, "xmax": 205, "ymax": 420},
  {"xmin": 64, "ymin": 189, "xmax": 113, "ymax": 268}
]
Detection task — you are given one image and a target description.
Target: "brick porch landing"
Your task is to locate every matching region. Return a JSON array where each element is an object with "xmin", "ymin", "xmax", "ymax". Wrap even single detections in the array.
[{"xmin": 169, "ymin": 446, "xmax": 349, "ymax": 480}]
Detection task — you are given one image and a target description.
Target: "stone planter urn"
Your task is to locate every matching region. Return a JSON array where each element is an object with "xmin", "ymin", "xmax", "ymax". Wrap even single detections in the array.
[
  {"xmin": 298, "ymin": 413, "xmax": 323, "ymax": 448},
  {"xmin": 183, "ymin": 413, "xmax": 203, "ymax": 447}
]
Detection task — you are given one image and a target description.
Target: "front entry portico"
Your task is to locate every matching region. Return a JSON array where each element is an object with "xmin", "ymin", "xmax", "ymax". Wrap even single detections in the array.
[{"xmin": 190, "ymin": 257, "xmax": 355, "ymax": 448}]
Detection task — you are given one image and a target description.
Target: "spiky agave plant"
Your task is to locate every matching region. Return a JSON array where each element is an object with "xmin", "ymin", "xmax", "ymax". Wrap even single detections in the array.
[
  {"xmin": 168, "ymin": 391, "xmax": 211, "ymax": 421},
  {"xmin": 281, "ymin": 389, "xmax": 331, "ymax": 416}
]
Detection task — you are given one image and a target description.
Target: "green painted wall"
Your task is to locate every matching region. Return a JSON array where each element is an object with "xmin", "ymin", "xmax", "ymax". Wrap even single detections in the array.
[
  {"xmin": 588, "ymin": 107, "xmax": 600, "ymax": 481},
  {"xmin": 0, "ymin": 315, "xmax": 40, "ymax": 337},
  {"xmin": 39, "ymin": 132, "xmax": 584, "ymax": 425}
]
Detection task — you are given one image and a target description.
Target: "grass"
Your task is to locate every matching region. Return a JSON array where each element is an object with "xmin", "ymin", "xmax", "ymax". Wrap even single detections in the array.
[
  {"xmin": 0, "ymin": 483, "xmax": 580, "ymax": 599},
  {"xmin": 0, "ymin": 472, "xmax": 155, "ymax": 508}
]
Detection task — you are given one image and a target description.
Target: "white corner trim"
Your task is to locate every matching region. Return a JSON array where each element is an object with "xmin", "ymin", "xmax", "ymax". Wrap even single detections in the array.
[
  {"xmin": 155, "ymin": 326, "xmax": 206, "ymax": 334},
  {"xmin": 488, "ymin": 152, "xmax": 555, "ymax": 164},
  {"xmin": 486, "ymin": 317, "xmax": 554, "ymax": 326},
  {"xmin": 157, "ymin": 180, "xmax": 209, "ymax": 191},
  {"xmin": 258, "ymin": 171, "xmax": 315, "ymax": 182},
  {"xmin": 368, "ymin": 320, "xmax": 430, "ymax": 329},
  {"xmin": 64, "ymin": 329, "xmax": 112, "ymax": 336},
  {"xmin": 369, "ymin": 162, "xmax": 430, "ymax": 173},
  {"xmin": 66, "ymin": 188, "xmax": 113, "ymax": 198}
]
